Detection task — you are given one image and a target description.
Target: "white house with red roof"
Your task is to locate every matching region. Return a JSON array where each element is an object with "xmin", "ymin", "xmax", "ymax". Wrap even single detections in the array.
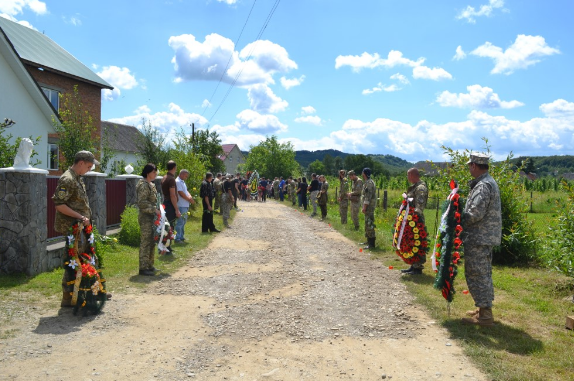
[{"xmin": 219, "ymin": 144, "xmax": 245, "ymax": 174}]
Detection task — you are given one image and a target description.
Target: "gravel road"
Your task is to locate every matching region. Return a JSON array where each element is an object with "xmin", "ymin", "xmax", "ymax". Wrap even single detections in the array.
[{"xmin": 0, "ymin": 200, "xmax": 486, "ymax": 380}]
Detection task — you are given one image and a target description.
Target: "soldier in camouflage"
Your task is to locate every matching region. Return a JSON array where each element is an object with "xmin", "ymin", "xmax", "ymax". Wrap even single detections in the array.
[
  {"xmin": 401, "ymin": 168, "xmax": 429, "ymax": 275},
  {"xmin": 53, "ymin": 151, "xmax": 98, "ymax": 306},
  {"xmin": 136, "ymin": 163, "xmax": 160, "ymax": 276},
  {"xmin": 461, "ymin": 153, "xmax": 502, "ymax": 327},
  {"xmin": 337, "ymin": 170, "xmax": 349, "ymax": 224},
  {"xmin": 347, "ymin": 170, "xmax": 363, "ymax": 231},
  {"xmin": 221, "ymin": 174, "xmax": 234, "ymax": 228},
  {"xmin": 361, "ymin": 168, "xmax": 377, "ymax": 249},
  {"xmin": 288, "ymin": 177, "xmax": 296, "ymax": 205},
  {"xmin": 213, "ymin": 173, "xmax": 222, "ymax": 214}
]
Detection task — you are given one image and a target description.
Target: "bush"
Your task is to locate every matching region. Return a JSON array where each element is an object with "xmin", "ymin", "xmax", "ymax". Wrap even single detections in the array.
[
  {"xmin": 118, "ymin": 206, "xmax": 141, "ymax": 247},
  {"xmin": 435, "ymin": 140, "xmax": 538, "ymax": 265},
  {"xmin": 543, "ymin": 181, "xmax": 574, "ymax": 277}
]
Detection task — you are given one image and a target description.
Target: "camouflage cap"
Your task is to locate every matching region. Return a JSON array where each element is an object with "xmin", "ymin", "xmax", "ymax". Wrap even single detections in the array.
[
  {"xmin": 347, "ymin": 170, "xmax": 355, "ymax": 176},
  {"xmin": 75, "ymin": 150, "xmax": 99, "ymax": 165},
  {"xmin": 467, "ymin": 153, "xmax": 490, "ymax": 165},
  {"xmin": 339, "ymin": 169, "xmax": 346, "ymax": 175}
]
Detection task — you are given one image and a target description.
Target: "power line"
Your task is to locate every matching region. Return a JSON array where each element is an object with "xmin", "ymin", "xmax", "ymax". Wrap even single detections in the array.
[
  {"xmin": 208, "ymin": 0, "xmax": 282, "ymax": 123},
  {"xmin": 201, "ymin": 0, "xmax": 258, "ymax": 117}
]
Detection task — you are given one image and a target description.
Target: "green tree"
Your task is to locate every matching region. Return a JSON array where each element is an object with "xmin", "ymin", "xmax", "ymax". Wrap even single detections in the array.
[
  {"xmin": 334, "ymin": 156, "xmax": 343, "ymax": 173},
  {"xmin": 171, "ymin": 129, "xmax": 207, "ymax": 192},
  {"xmin": 99, "ymin": 123, "xmax": 116, "ymax": 174},
  {"xmin": 343, "ymin": 154, "xmax": 384, "ymax": 176},
  {"xmin": 322, "ymin": 154, "xmax": 334, "ymax": 176},
  {"xmin": 135, "ymin": 119, "xmax": 169, "ymax": 172},
  {"xmin": 244, "ymin": 135, "xmax": 299, "ymax": 179},
  {"xmin": 308, "ymin": 159, "xmax": 326, "ymax": 175},
  {"xmin": 435, "ymin": 140, "xmax": 537, "ymax": 265},
  {"xmin": 191, "ymin": 129, "xmax": 225, "ymax": 174},
  {"xmin": 53, "ymin": 85, "xmax": 101, "ymax": 169}
]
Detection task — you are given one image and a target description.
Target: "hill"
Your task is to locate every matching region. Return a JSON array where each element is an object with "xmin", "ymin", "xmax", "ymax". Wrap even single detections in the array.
[
  {"xmin": 512, "ymin": 155, "xmax": 574, "ymax": 177},
  {"xmin": 294, "ymin": 149, "xmax": 350, "ymax": 169}
]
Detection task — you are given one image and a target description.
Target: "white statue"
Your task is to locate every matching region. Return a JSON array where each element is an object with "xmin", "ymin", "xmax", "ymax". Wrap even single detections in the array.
[{"xmin": 13, "ymin": 138, "xmax": 34, "ymax": 169}]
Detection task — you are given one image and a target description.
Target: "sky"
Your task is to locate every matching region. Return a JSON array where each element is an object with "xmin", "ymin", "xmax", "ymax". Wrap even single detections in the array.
[{"xmin": 2, "ymin": 0, "xmax": 574, "ymax": 162}]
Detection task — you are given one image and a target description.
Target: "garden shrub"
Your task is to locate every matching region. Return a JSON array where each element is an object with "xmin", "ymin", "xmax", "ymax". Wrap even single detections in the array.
[
  {"xmin": 543, "ymin": 181, "xmax": 574, "ymax": 278},
  {"xmin": 118, "ymin": 206, "xmax": 140, "ymax": 247}
]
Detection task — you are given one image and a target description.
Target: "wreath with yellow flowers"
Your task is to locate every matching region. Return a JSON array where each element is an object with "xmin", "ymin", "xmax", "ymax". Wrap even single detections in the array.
[
  {"xmin": 392, "ymin": 195, "xmax": 429, "ymax": 264},
  {"xmin": 64, "ymin": 222, "xmax": 107, "ymax": 315}
]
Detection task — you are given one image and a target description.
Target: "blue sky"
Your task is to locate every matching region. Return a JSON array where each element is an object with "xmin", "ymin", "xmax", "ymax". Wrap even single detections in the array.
[{"xmin": 2, "ymin": 0, "xmax": 574, "ymax": 162}]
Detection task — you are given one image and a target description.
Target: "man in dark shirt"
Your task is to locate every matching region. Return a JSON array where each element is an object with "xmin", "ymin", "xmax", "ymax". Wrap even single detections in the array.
[
  {"xmin": 259, "ymin": 177, "xmax": 268, "ymax": 202},
  {"xmin": 308, "ymin": 173, "xmax": 320, "ymax": 217},
  {"xmin": 231, "ymin": 174, "xmax": 240, "ymax": 209},
  {"xmin": 200, "ymin": 172, "xmax": 220, "ymax": 233},
  {"xmin": 161, "ymin": 160, "xmax": 180, "ymax": 254}
]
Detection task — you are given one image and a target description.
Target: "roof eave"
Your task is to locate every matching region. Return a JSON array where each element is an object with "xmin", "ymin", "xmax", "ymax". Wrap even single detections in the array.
[{"xmin": 24, "ymin": 60, "xmax": 114, "ymax": 90}]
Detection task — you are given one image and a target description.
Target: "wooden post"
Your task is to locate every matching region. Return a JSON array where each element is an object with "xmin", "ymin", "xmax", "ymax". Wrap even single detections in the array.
[{"xmin": 383, "ymin": 190, "xmax": 388, "ymax": 211}]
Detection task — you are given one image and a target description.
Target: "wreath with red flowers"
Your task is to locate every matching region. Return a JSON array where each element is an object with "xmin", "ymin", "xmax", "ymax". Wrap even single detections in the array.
[
  {"xmin": 154, "ymin": 206, "xmax": 175, "ymax": 254},
  {"xmin": 432, "ymin": 180, "xmax": 464, "ymax": 302},
  {"xmin": 392, "ymin": 195, "xmax": 430, "ymax": 264},
  {"xmin": 64, "ymin": 222, "xmax": 107, "ymax": 315}
]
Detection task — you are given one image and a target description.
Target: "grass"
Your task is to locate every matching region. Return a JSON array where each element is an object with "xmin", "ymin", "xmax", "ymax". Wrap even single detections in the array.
[{"xmin": 287, "ymin": 195, "xmax": 574, "ymax": 381}]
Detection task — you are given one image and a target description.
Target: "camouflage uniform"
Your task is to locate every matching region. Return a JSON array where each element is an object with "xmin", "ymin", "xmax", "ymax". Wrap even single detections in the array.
[
  {"xmin": 136, "ymin": 179, "xmax": 158, "ymax": 271},
  {"xmin": 319, "ymin": 181, "xmax": 329, "ymax": 218},
  {"xmin": 462, "ymin": 172, "xmax": 501, "ymax": 308},
  {"xmin": 406, "ymin": 180, "xmax": 428, "ymax": 269},
  {"xmin": 349, "ymin": 177, "xmax": 363, "ymax": 229},
  {"xmin": 362, "ymin": 177, "xmax": 377, "ymax": 239},
  {"xmin": 52, "ymin": 167, "xmax": 92, "ymax": 300},
  {"xmin": 273, "ymin": 179, "xmax": 280, "ymax": 199},
  {"xmin": 338, "ymin": 176, "xmax": 349, "ymax": 224},
  {"xmin": 213, "ymin": 177, "xmax": 222, "ymax": 213},
  {"xmin": 288, "ymin": 181, "xmax": 296, "ymax": 205},
  {"xmin": 221, "ymin": 178, "xmax": 234, "ymax": 227}
]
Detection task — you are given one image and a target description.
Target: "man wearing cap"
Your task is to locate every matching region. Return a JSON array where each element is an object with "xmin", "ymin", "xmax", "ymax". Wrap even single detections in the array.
[
  {"xmin": 461, "ymin": 153, "xmax": 502, "ymax": 326},
  {"xmin": 337, "ymin": 170, "xmax": 349, "ymax": 224},
  {"xmin": 347, "ymin": 170, "xmax": 363, "ymax": 231},
  {"xmin": 52, "ymin": 151, "xmax": 100, "ymax": 307},
  {"xmin": 401, "ymin": 168, "xmax": 429, "ymax": 275},
  {"xmin": 361, "ymin": 168, "xmax": 377, "ymax": 249}
]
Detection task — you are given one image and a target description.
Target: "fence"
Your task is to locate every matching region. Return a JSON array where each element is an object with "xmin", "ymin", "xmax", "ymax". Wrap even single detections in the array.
[{"xmin": 106, "ymin": 179, "xmax": 127, "ymax": 227}]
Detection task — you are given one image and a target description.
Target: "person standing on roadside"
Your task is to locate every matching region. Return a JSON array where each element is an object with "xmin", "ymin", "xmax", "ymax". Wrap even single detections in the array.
[
  {"xmin": 308, "ymin": 173, "xmax": 320, "ymax": 217},
  {"xmin": 297, "ymin": 177, "xmax": 308, "ymax": 210},
  {"xmin": 347, "ymin": 170, "xmax": 363, "ymax": 231},
  {"xmin": 401, "ymin": 168, "xmax": 429, "ymax": 276},
  {"xmin": 136, "ymin": 163, "xmax": 160, "ymax": 276},
  {"xmin": 161, "ymin": 160, "xmax": 180, "ymax": 255},
  {"xmin": 175, "ymin": 169, "xmax": 195, "ymax": 243},
  {"xmin": 221, "ymin": 173, "xmax": 235, "ymax": 228},
  {"xmin": 231, "ymin": 173, "xmax": 240, "ymax": 209},
  {"xmin": 52, "ymin": 151, "xmax": 102, "ymax": 306},
  {"xmin": 461, "ymin": 153, "xmax": 502, "ymax": 327},
  {"xmin": 213, "ymin": 173, "xmax": 222, "ymax": 214},
  {"xmin": 361, "ymin": 168, "xmax": 377, "ymax": 250},
  {"xmin": 318, "ymin": 175, "xmax": 329, "ymax": 220},
  {"xmin": 337, "ymin": 170, "xmax": 349, "ymax": 224},
  {"xmin": 200, "ymin": 172, "xmax": 220, "ymax": 233}
]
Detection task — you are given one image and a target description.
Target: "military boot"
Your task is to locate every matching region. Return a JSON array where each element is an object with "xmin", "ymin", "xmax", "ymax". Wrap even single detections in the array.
[
  {"xmin": 462, "ymin": 307, "xmax": 494, "ymax": 326},
  {"xmin": 401, "ymin": 266, "xmax": 414, "ymax": 274},
  {"xmin": 364, "ymin": 237, "xmax": 376, "ymax": 250},
  {"xmin": 465, "ymin": 307, "xmax": 480, "ymax": 317}
]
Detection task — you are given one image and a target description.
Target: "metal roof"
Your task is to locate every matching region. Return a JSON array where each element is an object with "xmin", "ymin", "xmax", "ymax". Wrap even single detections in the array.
[{"xmin": 0, "ymin": 17, "xmax": 112, "ymax": 89}]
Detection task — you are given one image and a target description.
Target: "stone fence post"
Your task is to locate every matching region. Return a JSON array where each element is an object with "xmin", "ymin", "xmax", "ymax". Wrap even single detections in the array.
[
  {"xmin": 84, "ymin": 171, "xmax": 107, "ymax": 236},
  {"xmin": 154, "ymin": 176, "xmax": 163, "ymax": 203},
  {"xmin": 117, "ymin": 174, "xmax": 141, "ymax": 206},
  {"xmin": 0, "ymin": 167, "xmax": 48, "ymax": 276}
]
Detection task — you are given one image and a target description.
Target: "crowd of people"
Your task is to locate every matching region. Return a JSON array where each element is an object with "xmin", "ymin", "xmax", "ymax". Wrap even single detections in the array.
[{"xmin": 53, "ymin": 151, "xmax": 501, "ymax": 326}]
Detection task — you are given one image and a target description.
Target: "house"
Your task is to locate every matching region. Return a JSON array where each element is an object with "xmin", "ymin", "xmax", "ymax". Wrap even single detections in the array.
[
  {"xmin": 101, "ymin": 121, "xmax": 143, "ymax": 174},
  {"xmin": 219, "ymin": 144, "xmax": 245, "ymax": 174},
  {"xmin": 0, "ymin": 17, "xmax": 112, "ymax": 173}
]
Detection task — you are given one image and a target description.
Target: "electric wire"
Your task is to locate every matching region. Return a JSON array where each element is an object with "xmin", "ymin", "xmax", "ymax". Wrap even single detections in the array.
[{"xmin": 208, "ymin": 0, "xmax": 281, "ymax": 123}]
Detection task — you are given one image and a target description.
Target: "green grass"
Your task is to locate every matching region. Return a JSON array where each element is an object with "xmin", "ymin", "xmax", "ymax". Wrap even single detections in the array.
[{"xmin": 287, "ymin": 197, "xmax": 574, "ymax": 381}]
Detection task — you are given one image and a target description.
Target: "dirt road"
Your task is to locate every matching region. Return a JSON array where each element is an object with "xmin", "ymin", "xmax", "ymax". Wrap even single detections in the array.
[{"xmin": 0, "ymin": 201, "xmax": 486, "ymax": 380}]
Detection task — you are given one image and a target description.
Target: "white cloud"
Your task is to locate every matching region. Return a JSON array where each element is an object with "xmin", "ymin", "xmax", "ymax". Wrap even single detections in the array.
[
  {"xmin": 62, "ymin": 15, "xmax": 82, "ymax": 26},
  {"xmin": 335, "ymin": 50, "xmax": 425, "ymax": 72},
  {"xmin": 97, "ymin": 66, "xmax": 139, "ymax": 101},
  {"xmin": 216, "ymin": 0, "xmax": 238, "ymax": 4},
  {"xmin": 0, "ymin": 0, "xmax": 47, "ymax": 16},
  {"xmin": 235, "ymin": 109, "xmax": 288, "ymax": 134},
  {"xmin": 362, "ymin": 83, "xmax": 401, "ymax": 95},
  {"xmin": 453, "ymin": 46, "xmax": 467, "ymax": 61},
  {"xmin": 412, "ymin": 66, "xmax": 453, "ymax": 81},
  {"xmin": 540, "ymin": 99, "xmax": 574, "ymax": 118},
  {"xmin": 437, "ymin": 85, "xmax": 524, "ymax": 109},
  {"xmin": 280, "ymin": 75, "xmax": 305, "ymax": 89},
  {"xmin": 390, "ymin": 73, "xmax": 410, "ymax": 84},
  {"xmin": 247, "ymin": 84, "xmax": 288, "ymax": 114},
  {"xmin": 457, "ymin": 0, "xmax": 505, "ymax": 23},
  {"xmin": 294, "ymin": 115, "xmax": 323, "ymax": 126},
  {"xmin": 169, "ymin": 33, "xmax": 297, "ymax": 86},
  {"xmin": 202, "ymin": 99, "xmax": 212, "ymax": 109},
  {"xmin": 108, "ymin": 103, "xmax": 208, "ymax": 144},
  {"xmin": 471, "ymin": 34, "xmax": 560, "ymax": 75},
  {"xmin": 301, "ymin": 106, "xmax": 316, "ymax": 115}
]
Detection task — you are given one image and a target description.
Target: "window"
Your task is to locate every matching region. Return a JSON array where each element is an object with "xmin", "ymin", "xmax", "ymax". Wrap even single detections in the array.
[
  {"xmin": 41, "ymin": 87, "xmax": 60, "ymax": 111},
  {"xmin": 48, "ymin": 144, "xmax": 59, "ymax": 170}
]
